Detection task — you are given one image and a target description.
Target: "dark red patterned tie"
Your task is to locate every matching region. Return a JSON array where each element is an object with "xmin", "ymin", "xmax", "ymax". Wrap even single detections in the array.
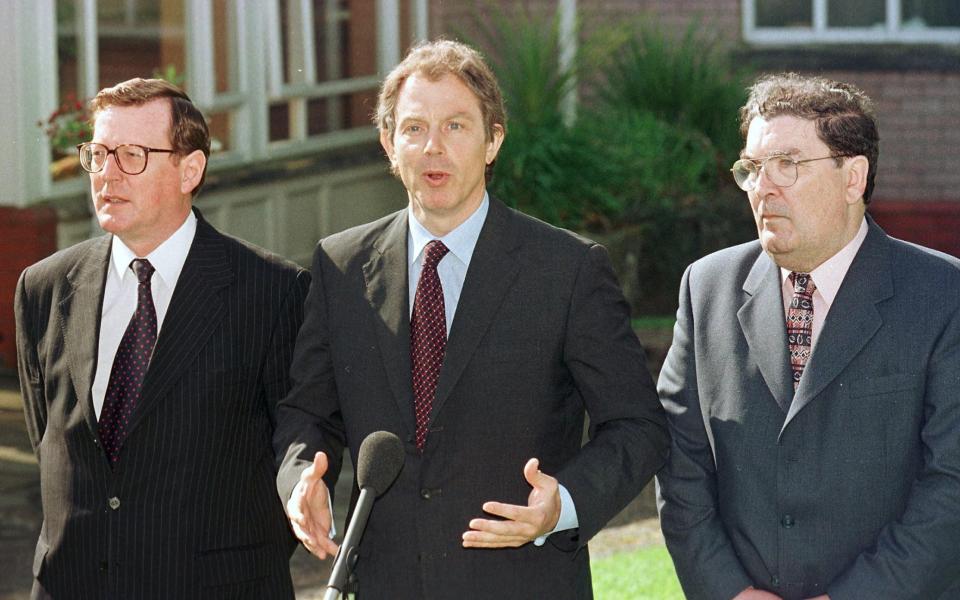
[
  {"xmin": 786, "ymin": 271, "xmax": 816, "ymax": 391},
  {"xmin": 411, "ymin": 240, "xmax": 449, "ymax": 450},
  {"xmin": 99, "ymin": 259, "xmax": 157, "ymax": 466}
]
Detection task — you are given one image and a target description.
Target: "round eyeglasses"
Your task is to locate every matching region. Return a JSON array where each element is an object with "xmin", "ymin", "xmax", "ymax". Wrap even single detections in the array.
[
  {"xmin": 77, "ymin": 142, "xmax": 177, "ymax": 176},
  {"xmin": 730, "ymin": 154, "xmax": 850, "ymax": 192}
]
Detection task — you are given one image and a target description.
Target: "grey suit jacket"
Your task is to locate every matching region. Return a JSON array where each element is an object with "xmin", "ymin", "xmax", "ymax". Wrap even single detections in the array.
[
  {"xmin": 275, "ymin": 197, "xmax": 670, "ymax": 599},
  {"xmin": 15, "ymin": 212, "xmax": 309, "ymax": 599},
  {"xmin": 657, "ymin": 218, "xmax": 960, "ymax": 600}
]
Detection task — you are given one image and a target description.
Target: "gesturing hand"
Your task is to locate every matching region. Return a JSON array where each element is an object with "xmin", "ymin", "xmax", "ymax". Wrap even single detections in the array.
[
  {"xmin": 462, "ymin": 458, "xmax": 561, "ymax": 548},
  {"xmin": 286, "ymin": 451, "xmax": 339, "ymax": 559}
]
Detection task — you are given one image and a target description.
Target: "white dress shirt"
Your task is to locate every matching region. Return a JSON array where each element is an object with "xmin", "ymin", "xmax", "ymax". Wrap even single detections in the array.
[{"xmin": 91, "ymin": 211, "xmax": 197, "ymax": 418}]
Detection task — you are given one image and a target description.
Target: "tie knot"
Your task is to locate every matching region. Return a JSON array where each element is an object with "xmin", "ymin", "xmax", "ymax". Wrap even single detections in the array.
[
  {"xmin": 423, "ymin": 240, "xmax": 449, "ymax": 270},
  {"xmin": 790, "ymin": 272, "xmax": 815, "ymax": 295},
  {"xmin": 131, "ymin": 259, "xmax": 155, "ymax": 284}
]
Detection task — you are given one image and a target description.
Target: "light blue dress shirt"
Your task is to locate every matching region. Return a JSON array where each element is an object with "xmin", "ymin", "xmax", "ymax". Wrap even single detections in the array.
[{"xmin": 407, "ymin": 193, "xmax": 579, "ymax": 545}]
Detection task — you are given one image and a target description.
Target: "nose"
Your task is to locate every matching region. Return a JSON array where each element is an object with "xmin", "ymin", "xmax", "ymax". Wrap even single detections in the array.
[
  {"xmin": 98, "ymin": 151, "xmax": 124, "ymax": 181},
  {"xmin": 423, "ymin": 129, "xmax": 444, "ymax": 155},
  {"xmin": 752, "ymin": 161, "xmax": 779, "ymax": 195}
]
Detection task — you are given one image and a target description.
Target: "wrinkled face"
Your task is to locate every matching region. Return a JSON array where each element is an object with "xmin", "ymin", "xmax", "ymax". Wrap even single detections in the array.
[
  {"xmin": 90, "ymin": 99, "xmax": 193, "ymax": 256},
  {"xmin": 381, "ymin": 73, "xmax": 504, "ymax": 236},
  {"xmin": 744, "ymin": 115, "xmax": 862, "ymax": 272}
]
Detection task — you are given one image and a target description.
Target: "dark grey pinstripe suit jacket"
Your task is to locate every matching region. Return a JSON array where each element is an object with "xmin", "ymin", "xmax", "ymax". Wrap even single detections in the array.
[{"xmin": 15, "ymin": 212, "xmax": 310, "ymax": 599}]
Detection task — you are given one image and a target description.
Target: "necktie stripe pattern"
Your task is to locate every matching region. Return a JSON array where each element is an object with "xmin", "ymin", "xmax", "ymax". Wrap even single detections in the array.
[
  {"xmin": 98, "ymin": 259, "xmax": 158, "ymax": 466},
  {"xmin": 410, "ymin": 240, "xmax": 449, "ymax": 450},
  {"xmin": 786, "ymin": 271, "xmax": 816, "ymax": 391}
]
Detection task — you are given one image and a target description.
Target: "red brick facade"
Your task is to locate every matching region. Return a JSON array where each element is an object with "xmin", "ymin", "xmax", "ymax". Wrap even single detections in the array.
[{"xmin": 0, "ymin": 206, "xmax": 58, "ymax": 371}]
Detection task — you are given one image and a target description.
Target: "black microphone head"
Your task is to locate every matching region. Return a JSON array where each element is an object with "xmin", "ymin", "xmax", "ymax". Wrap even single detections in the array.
[{"xmin": 356, "ymin": 431, "xmax": 404, "ymax": 496}]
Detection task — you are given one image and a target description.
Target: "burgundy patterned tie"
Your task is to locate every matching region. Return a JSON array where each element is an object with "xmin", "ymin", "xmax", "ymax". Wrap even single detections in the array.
[
  {"xmin": 410, "ymin": 240, "xmax": 449, "ymax": 450},
  {"xmin": 99, "ymin": 259, "xmax": 158, "ymax": 466},
  {"xmin": 786, "ymin": 271, "xmax": 816, "ymax": 391}
]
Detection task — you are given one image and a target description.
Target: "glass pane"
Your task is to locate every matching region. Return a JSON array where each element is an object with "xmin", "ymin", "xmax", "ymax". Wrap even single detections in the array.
[
  {"xmin": 829, "ymin": 0, "xmax": 885, "ymax": 27},
  {"xmin": 49, "ymin": 0, "xmax": 91, "ymax": 170},
  {"xmin": 756, "ymin": 0, "xmax": 811, "ymax": 27},
  {"xmin": 270, "ymin": 103, "xmax": 291, "ymax": 142},
  {"xmin": 99, "ymin": 0, "xmax": 186, "ymax": 90},
  {"xmin": 207, "ymin": 111, "xmax": 232, "ymax": 153},
  {"xmin": 213, "ymin": 0, "xmax": 235, "ymax": 93},
  {"xmin": 311, "ymin": 0, "xmax": 377, "ymax": 83},
  {"xmin": 902, "ymin": 0, "xmax": 960, "ymax": 28}
]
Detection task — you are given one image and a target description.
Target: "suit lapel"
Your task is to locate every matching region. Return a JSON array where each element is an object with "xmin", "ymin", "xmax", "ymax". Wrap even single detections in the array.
[
  {"xmin": 362, "ymin": 210, "xmax": 417, "ymax": 438},
  {"xmin": 61, "ymin": 237, "xmax": 112, "ymax": 437},
  {"xmin": 126, "ymin": 216, "xmax": 232, "ymax": 435},
  {"xmin": 783, "ymin": 222, "xmax": 891, "ymax": 429},
  {"xmin": 431, "ymin": 199, "xmax": 521, "ymax": 425},
  {"xmin": 737, "ymin": 253, "xmax": 794, "ymax": 412}
]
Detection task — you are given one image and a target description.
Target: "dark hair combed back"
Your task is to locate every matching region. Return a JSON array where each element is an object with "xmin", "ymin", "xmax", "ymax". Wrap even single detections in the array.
[
  {"xmin": 375, "ymin": 39, "xmax": 506, "ymax": 182},
  {"xmin": 91, "ymin": 78, "xmax": 211, "ymax": 195},
  {"xmin": 739, "ymin": 73, "xmax": 879, "ymax": 204}
]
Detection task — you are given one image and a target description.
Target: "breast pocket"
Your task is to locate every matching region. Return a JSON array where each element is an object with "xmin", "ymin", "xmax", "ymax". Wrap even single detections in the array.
[{"xmin": 847, "ymin": 372, "xmax": 922, "ymax": 400}]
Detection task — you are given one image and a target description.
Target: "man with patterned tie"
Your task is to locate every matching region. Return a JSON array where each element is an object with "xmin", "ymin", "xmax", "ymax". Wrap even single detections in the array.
[
  {"xmin": 15, "ymin": 78, "xmax": 308, "ymax": 599},
  {"xmin": 657, "ymin": 73, "xmax": 960, "ymax": 600},
  {"xmin": 274, "ymin": 40, "xmax": 669, "ymax": 599}
]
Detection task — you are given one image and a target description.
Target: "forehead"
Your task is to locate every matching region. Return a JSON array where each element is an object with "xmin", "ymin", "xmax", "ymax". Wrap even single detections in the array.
[
  {"xmin": 93, "ymin": 99, "xmax": 171, "ymax": 145},
  {"xmin": 744, "ymin": 115, "xmax": 826, "ymax": 157},
  {"xmin": 395, "ymin": 73, "xmax": 483, "ymax": 119}
]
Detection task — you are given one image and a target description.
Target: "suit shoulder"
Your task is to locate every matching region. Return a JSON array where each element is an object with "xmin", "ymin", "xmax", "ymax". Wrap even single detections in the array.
[
  {"xmin": 505, "ymin": 204, "xmax": 597, "ymax": 256},
  {"xmin": 885, "ymin": 235, "xmax": 960, "ymax": 289},
  {"xmin": 19, "ymin": 236, "xmax": 109, "ymax": 288},
  {"xmin": 215, "ymin": 228, "xmax": 307, "ymax": 278},
  {"xmin": 686, "ymin": 240, "xmax": 764, "ymax": 283}
]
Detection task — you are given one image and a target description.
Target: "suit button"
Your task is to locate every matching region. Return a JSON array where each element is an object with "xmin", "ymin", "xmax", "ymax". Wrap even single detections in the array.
[
  {"xmin": 781, "ymin": 514, "xmax": 794, "ymax": 528},
  {"xmin": 108, "ymin": 497, "xmax": 121, "ymax": 510},
  {"xmin": 771, "ymin": 574, "xmax": 780, "ymax": 587},
  {"xmin": 99, "ymin": 561, "xmax": 108, "ymax": 573},
  {"xmin": 420, "ymin": 488, "xmax": 431, "ymax": 499}
]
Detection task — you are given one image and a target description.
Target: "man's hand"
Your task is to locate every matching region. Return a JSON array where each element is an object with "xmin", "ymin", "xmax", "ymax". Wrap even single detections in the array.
[
  {"xmin": 286, "ymin": 451, "xmax": 339, "ymax": 559},
  {"xmin": 462, "ymin": 458, "xmax": 561, "ymax": 548},
  {"xmin": 733, "ymin": 587, "xmax": 782, "ymax": 600}
]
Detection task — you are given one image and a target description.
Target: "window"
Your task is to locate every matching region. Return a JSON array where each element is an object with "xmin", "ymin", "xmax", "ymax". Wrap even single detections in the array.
[
  {"xmin": 744, "ymin": 0, "xmax": 960, "ymax": 44},
  {"xmin": 35, "ymin": 0, "xmax": 427, "ymax": 195}
]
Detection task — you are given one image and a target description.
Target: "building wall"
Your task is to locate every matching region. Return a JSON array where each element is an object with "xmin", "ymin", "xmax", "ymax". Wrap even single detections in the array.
[{"xmin": 433, "ymin": 0, "xmax": 960, "ymax": 257}]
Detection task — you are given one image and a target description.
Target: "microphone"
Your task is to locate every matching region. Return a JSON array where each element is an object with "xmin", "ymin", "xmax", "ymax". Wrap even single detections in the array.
[{"xmin": 323, "ymin": 431, "xmax": 404, "ymax": 600}]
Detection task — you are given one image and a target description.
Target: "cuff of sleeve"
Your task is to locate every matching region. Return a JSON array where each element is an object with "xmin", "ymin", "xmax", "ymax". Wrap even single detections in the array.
[
  {"xmin": 327, "ymin": 490, "xmax": 337, "ymax": 539},
  {"xmin": 534, "ymin": 483, "xmax": 578, "ymax": 547}
]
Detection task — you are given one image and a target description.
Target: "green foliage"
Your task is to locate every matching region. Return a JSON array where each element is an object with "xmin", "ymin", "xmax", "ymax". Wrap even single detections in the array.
[
  {"xmin": 464, "ymin": 10, "xmax": 755, "ymax": 312},
  {"xmin": 38, "ymin": 92, "xmax": 93, "ymax": 156},
  {"xmin": 153, "ymin": 64, "xmax": 186, "ymax": 87},
  {"xmin": 597, "ymin": 20, "xmax": 747, "ymax": 167},
  {"xmin": 591, "ymin": 546, "xmax": 684, "ymax": 599}
]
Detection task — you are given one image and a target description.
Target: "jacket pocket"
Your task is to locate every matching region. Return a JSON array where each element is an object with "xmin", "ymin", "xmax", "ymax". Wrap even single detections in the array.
[
  {"xmin": 197, "ymin": 542, "xmax": 273, "ymax": 587},
  {"xmin": 848, "ymin": 372, "xmax": 921, "ymax": 399}
]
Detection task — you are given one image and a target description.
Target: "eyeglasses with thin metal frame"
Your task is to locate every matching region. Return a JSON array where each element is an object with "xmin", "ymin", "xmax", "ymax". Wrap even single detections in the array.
[
  {"xmin": 76, "ymin": 142, "xmax": 177, "ymax": 176},
  {"xmin": 730, "ymin": 154, "xmax": 851, "ymax": 191}
]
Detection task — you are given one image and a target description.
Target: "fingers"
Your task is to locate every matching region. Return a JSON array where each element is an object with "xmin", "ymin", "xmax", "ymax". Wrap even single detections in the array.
[{"xmin": 287, "ymin": 452, "xmax": 337, "ymax": 559}]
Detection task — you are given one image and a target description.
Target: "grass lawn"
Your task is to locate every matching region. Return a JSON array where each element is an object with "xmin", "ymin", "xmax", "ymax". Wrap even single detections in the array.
[{"xmin": 592, "ymin": 546, "xmax": 684, "ymax": 600}]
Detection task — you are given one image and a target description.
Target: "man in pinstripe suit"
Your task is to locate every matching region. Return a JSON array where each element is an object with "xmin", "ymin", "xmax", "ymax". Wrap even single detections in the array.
[{"xmin": 15, "ymin": 78, "xmax": 309, "ymax": 599}]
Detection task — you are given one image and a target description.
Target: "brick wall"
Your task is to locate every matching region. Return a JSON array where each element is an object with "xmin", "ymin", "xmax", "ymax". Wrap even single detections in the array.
[{"xmin": 0, "ymin": 206, "xmax": 58, "ymax": 371}]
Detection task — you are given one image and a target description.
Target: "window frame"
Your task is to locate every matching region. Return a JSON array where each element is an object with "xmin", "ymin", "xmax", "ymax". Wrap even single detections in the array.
[
  {"xmin": 743, "ymin": 0, "xmax": 960, "ymax": 45},
  {"xmin": 25, "ymin": 0, "xmax": 427, "ymax": 203}
]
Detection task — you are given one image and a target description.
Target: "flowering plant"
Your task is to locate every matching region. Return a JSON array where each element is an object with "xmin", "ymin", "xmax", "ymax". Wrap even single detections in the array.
[{"xmin": 38, "ymin": 92, "xmax": 93, "ymax": 156}]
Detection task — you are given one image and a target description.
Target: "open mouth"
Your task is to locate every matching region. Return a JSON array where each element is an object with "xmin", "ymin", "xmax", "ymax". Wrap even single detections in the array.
[{"xmin": 423, "ymin": 171, "xmax": 449, "ymax": 186}]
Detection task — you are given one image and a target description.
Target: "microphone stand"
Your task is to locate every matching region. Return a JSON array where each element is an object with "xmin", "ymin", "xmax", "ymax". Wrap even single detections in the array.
[{"xmin": 323, "ymin": 487, "xmax": 373, "ymax": 600}]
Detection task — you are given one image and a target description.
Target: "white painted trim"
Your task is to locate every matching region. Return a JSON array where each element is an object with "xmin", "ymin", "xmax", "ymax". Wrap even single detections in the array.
[
  {"xmin": 377, "ymin": 0, "xmax": 401, "ymax": 75},
  {"xmin": 742, "ymin": 0, "xmax": 960, "ymax": 45},
  {"xmin": 186, "ymin": 0, "xmax": 215, "ymax": 107},
  {"xmin": 559, "ymin": 0, "xmax": 577, "ymax": 127}
]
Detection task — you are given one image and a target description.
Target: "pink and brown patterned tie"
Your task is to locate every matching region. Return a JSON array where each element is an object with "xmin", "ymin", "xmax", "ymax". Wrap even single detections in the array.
[
  {"xmin": 99, "ymin": 259, "xmax": 157, "ymax": 466},
  {"xmin": 786, "ymin": 271, "xmax": 816, "ymax": 391},
  {"xmin": 410, "ymin": 240, "xmax": 449, "ymax": 451}
]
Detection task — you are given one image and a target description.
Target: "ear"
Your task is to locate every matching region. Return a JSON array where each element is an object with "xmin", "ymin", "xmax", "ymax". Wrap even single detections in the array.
[
  {"xmin": 844, "ymin": 155, "xmax": 869, "ymax": 205},
  {"xmin": 485, "ymin": 124, "xmax": 505, "ymax": 165},
  {"xmin": 179, "ymin": 149, "xmax": 207, "ymax": 195},
  {"xmin": 380, "ymin": 128, "xmax": 397, "ymax": 170}
]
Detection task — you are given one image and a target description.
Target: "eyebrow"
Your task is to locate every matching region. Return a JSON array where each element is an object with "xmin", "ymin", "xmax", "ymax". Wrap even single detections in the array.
[{"xmin": 740, "ymin": 147, "xmax": 802, "ymax": 159}]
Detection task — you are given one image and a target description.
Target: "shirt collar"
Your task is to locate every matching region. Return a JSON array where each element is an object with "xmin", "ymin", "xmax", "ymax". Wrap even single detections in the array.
[
  {"xmin": 407, "ymin": 192, "xmax": 489, "ymax": 267},
  {"xmin": 780, "ymin": 217, "xmax": 868, "ymax": 305},
  {"xmin": 110, "ymin": 210, "xmax": 197, "ymax": 286}
]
